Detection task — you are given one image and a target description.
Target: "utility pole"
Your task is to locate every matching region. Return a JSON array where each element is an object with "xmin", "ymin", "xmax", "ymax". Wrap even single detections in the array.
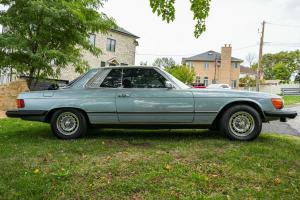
[{"xmin": 256, "ymin": 21, "xmax": 266, "ymax": 91}]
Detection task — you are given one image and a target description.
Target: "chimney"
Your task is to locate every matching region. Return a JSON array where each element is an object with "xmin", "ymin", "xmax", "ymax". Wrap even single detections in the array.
[{"xmin": 219, "ymin": 44, "xmax": 232, "ymax": 85}]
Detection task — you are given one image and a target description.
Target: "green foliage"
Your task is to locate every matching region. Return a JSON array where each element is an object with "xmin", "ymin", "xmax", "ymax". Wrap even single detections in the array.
[
  {"xmin": 149, "ymin": 0, "xmax": 210, "ymax": 38},
  {"xmin": 153, "ymin": 57, "xmax": 176, "ymax": 68},
  {"xmin": 262, "ymin": 50, "xmax": 300, "ymax": 81},
  {"xmin": 165, "ymin": 65, "xmax": 195, "ymax": 84},
  {"xmin": 239, "ymin": 75, "xmax": 256, "ymax": 87},
  {"xmin": 0, "ymin": 0, "xmax": 115, "ymax": 83},
  {"xmin": 272, "ymin": 63, "xmax": 290, "ymax": 83}
]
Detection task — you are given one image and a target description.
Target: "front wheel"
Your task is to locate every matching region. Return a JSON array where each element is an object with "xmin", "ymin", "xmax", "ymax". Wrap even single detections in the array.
[
  {"xmin": 220, "ymin": 105, "xmax": 262, "ymax": 141},
  {"xmin": 50, "ymin": 109, "xmax": 87, "ymax": 139}
]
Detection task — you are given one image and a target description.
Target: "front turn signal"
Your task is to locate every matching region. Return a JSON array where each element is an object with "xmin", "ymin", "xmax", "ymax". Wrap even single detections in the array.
[{"xmin": 272, "ymin": 98, "xmax": 283, "ymax": 109}]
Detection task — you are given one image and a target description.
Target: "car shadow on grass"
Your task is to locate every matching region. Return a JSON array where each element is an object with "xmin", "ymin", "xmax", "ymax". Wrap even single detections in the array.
[{"xmin": 85, "ymin": 128, "xmax": 224, "ymax": 141}]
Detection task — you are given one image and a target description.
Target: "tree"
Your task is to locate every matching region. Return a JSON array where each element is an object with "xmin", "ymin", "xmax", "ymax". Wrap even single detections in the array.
[
  {"xmin": 245, "ymin": 53, "xmax": 256, "ymax": 67},
  {"xmin": 149, "ymin": 0, "xmax": 211, "ymax": 38},
  {"xmin": 272, "ymin": 63, "xmax": 291, "ymax": 83},
  {"xmin": 261, "ymin": 50, "xmax": 300, "ymax": 81},
  {"xmin": 165, "ymin": 65, "xmax": 195, "ymax": 84},
  {"xmin": 239, "ymin": 75, "xmax": 256, "ymax": 87},
  {"xmin": 153, "ymin": 57, "xmax": 176, "ymax": 68},
  {"xmin": 0, "ymin": 0, "xmax": 115, "ymax": 85}
]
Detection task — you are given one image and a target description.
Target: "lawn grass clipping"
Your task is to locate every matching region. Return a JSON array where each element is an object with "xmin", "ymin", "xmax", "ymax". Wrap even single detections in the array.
[
  {"xmin": 283, "ymin": 96, "xmax": 300, "ymax": 106},
  {"xmin": 0, "ymin": 119, "xmax": 299, "ymax": 199}
]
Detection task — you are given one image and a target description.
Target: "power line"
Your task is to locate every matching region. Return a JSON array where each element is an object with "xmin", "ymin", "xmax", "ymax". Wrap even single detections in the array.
[{"xmin": 266, "ymin": 22, "xmax": 300, "ymax": 28}]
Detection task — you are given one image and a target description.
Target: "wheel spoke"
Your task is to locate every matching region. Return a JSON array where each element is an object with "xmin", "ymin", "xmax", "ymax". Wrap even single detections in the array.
[
  {"xmin": 229, "ymin": 111, "xmax": 255, "ymax": 137},
  {"xmin": 56, "ymin": 112, "xmax": 79, "ymax": 136}
]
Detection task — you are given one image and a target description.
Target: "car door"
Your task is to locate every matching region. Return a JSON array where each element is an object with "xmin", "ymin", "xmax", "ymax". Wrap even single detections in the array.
[
  {"xmin": 84, "ymin": 68, "xmax": 122, "ymax": 124},
  {"xmin": 116, "ymin": 68, "xmax": 194, "ymax": 123}
]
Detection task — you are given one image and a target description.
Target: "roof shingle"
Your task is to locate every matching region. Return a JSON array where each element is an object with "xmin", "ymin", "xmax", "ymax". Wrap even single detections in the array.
[
  {"xmin": 183, "ymin": 50, "xmax": 243, "ymax": 62},
  {"xmin": 112, "ymin": 27, "xmax": 139, "ymax": 39}
]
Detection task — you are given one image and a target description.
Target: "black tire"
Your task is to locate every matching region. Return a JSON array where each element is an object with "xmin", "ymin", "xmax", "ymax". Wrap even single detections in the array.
[
  {"xmin": 219, "ymin": 105, "xmax": 262, "ymax": 141},
  {"xmin": 50, "ymin": 108, "xmax": 87, "ymax": 139}
]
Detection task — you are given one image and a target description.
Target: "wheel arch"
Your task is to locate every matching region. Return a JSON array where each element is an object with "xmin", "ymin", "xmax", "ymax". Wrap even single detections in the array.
[
  {"xmin": 45, "ymin": 107, "xmax": 91, "ymax": 125},
  {"xmin": 211, "ymin": 100, "xmax": 266, "ymax": 129}
]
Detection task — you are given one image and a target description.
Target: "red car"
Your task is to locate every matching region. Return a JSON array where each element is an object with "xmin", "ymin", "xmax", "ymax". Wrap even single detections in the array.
[{"xmin": 193, "ymin": 85, "xmax": 207, "ymax": 89}]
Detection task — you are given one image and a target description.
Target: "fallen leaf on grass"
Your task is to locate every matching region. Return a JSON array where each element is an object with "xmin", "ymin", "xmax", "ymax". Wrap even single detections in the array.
[
  {"xmin": 164, "ymin": 164, "xmax": 172, "ymax": 171},
  {"xmin": 33, "ymin": 168, "xmax": 40, "ymax": 174},
  {"xmin": 274, "ymin": 177, "xmax": 281, "ymax": 185}
]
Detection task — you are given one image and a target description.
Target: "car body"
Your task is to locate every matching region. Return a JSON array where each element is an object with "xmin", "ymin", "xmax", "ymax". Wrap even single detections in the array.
[
  {"xmin": 7, "ymin": 66, "xmax": 297, "ymax": 140},
  {"xmin": 207, "ymin": 84, "xmax": 231, "ymax": 89}
]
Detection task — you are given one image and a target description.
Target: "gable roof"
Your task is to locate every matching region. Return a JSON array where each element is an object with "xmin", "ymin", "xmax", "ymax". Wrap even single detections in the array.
[
  {"xmin": 112, "ymin": 26, "xmax": 139, "ymax": 39},
  {"xmin": 183, "ymin": 50, "xmax": 243, "ymax": 62},
  {"xmin": 240, "ymin": 65, "xmax": 256, "ymax": 75}
]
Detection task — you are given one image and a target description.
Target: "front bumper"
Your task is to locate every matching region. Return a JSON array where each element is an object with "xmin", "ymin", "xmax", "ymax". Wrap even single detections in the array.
[
  {"xmin": 264, "ymin": 110, "xmax": 297, "ymax": 122},
  {"xmin": 6, "ymin": 110, "xmax": 48, "ymax": 122}
]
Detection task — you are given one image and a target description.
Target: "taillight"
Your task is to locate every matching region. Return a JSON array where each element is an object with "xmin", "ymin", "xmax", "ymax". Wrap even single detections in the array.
[
  {"xmin": 272, "ymin": 98, "xmax": 283, "ymax": 109},
  {"xmin": 16, "ymin": 99, "xmax": 25, "ymax": 108}
]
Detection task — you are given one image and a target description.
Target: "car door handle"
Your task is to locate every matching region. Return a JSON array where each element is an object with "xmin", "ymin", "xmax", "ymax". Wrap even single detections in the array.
[{"xmin": 118, "ymin": 93, "xmax": 130, "ymax": 97}]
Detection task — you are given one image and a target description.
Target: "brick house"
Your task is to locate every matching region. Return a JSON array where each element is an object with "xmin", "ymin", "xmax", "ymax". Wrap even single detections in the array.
[
  {"xmin": 182, "ymin": 44, "xmax": 243, "ymax": 88},
  {"xmin": 60, "ymin": 27, "xmax": 139, "ymax": 81}
]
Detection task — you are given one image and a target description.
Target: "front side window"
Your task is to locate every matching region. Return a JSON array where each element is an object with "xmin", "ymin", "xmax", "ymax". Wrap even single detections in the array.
[
  {"xmin": 100, "ymin": 69, "xmax": 122, "ymax": 88},
  {"xmin": 106, "ymin": 38, "xmax": 116, "ymax": 52},
  {"xmin": 122, "ymin": 68, "xmax": 167, "ymax": 88}
]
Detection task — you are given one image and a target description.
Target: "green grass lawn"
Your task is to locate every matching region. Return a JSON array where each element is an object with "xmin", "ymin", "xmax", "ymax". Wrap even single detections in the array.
[
  {"xmin": 283, "ymin": 96, "xmax": 300, "ymax": 106},
  {"xmin": 0, "ymin": 119, "xmax": 299, "ymax": 199}
]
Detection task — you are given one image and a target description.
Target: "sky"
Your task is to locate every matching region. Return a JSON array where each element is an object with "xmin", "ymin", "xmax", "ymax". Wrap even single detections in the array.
[{"xmin": 101, "ymin": 0, "xmax": 300, "ymax": 66}]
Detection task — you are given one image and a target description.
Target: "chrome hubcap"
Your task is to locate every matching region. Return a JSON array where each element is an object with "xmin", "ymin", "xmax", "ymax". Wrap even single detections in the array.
[
  {"xmin": 229, "ymin": 111, "xmax": 255, "ymax": 136},
  {"xmin": 56, "ymin": 112, "xmax": 79, "ymax": 135}
]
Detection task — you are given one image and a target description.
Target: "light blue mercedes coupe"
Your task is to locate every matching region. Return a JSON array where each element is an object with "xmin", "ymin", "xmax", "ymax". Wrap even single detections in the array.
[{"xmin": 6, "ymin": 66, "xmax": 297, "ymax": 140}]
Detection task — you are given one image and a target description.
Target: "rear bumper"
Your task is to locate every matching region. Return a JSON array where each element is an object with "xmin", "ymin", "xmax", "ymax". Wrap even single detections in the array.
[
  {"xmin": 264, "ymin": 110, "xmax": 297, "ymax": 122},
  {"xmin": 6, "ymin": 110, "xmax": 48, "ymax": 122}
]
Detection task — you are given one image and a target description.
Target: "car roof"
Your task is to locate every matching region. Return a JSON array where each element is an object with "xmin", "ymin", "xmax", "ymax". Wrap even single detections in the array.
[{"xmin": 92, "ymin": 66, "xmax": 160, "ymax": 70}]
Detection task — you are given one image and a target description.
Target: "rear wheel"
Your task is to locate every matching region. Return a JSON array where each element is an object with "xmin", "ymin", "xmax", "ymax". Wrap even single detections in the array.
[
  {"xmin": 220, "ymin": 105, "xmax": 262, "ymax": 141},
  {"xmin": 50, "ymin": 109, "xmax": 87, "ymax": 139}
]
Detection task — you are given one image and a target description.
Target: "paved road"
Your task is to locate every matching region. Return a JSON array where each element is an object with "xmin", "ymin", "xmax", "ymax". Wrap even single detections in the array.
[{"xmin": 262, "ymin": 104, "xmax": 300, "ymax": 136}]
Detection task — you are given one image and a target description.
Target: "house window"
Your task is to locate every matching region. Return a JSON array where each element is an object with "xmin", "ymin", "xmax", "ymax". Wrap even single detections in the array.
[
  {"xmin": 100, "ymin": 61, "xmax": 106, "ymax": 67},
  {"xmin": 195, "ymin": 75, "xmax": 201, "ymax": 86},
  {"xmin": 106, "ymin": 38, "xmax": 116, "ymax": 52},
  {"xmin": 204, "ymin": 77, "xmax": 209, "ymax": 86},
  {"xmin": 88, "ymin": 34, "xmax": 96, "ymax": 47},
  {"xmin": 232, "ymin": 62, "xmax": 238, "ymax": 69},
  {"xmin": 187, "ymin": 61, "xmax": 193, "ymax": 69},
  {"xmin": 121, "ymin": 63, "xmax": 128, "ymax": 66},
  {"xmin": 204, "ymin": 63, "xmax": 209, "ymax": 70},
  {"xmin": 231, "ymin": 80, "xmax": 237, "ymax": 88}
]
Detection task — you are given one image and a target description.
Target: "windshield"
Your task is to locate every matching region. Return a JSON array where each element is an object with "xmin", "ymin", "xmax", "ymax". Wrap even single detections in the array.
[{"xmin": 160, "ymin": 69, "xmax": 191, "ymax": 89}]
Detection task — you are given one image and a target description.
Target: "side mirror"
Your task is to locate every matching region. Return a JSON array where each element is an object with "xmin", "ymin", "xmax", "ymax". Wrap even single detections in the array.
[{"xmin": 165, "ymin": 81, "xmax": 175, "ymax": 89}]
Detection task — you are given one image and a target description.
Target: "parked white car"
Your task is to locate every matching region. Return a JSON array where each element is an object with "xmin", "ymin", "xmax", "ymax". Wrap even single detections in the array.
[{"xmin": 207, "ymin": 84, "xmax": 231, "ymax": 89}]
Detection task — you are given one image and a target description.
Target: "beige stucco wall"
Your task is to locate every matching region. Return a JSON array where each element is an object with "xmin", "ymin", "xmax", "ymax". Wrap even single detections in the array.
[
  {"xmin": 0, "ymin": 80, "xmax": 28, "ymax": 110},
  {"xmin": 60, "ymin": 30, "xmax": 138, "ymax": 81}
]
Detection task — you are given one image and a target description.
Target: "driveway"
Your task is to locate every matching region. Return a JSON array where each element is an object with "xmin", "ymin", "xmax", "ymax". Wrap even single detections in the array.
[{"xmin": 262, "ymin": 104, "xmax": 300, "ymax": 136}]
